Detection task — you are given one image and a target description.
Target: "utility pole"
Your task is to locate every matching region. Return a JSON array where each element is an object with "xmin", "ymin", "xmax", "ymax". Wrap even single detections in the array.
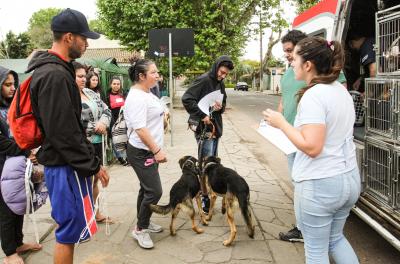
[{"xmin": 259, "ymin": 11, "xmax": 263, "ymax": 92}]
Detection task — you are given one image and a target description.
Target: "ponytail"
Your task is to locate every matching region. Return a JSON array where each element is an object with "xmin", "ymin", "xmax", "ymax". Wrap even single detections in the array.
[{"xmin": 295, "ymin": 37, "xmax": 344, "ymax": 101}]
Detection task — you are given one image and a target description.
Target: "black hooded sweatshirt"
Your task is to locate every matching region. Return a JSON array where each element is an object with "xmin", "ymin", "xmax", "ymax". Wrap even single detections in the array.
[
  {"xmin": 0, "ymin": 66, "xmax": 28, "ymax": 174},
  {"xmin": 182, "ymin": 55, "xmax": 233, "ymax": 139},
  {"xmin": 28, "ymin": 51, "xmax": 100, "ymax": 177}
]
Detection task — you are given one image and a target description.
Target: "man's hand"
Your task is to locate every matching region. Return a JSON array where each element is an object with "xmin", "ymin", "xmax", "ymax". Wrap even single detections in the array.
[
  {"xmin": 202, "ymin": 116, "xmax": 212, "ymax": 125},
  {"xmin": 213, "ymin": 101, "xmax": 222, "ymax": 111},
  {"xmin": 95, "ymin": 166, "xmax": 110, "ymax": 187},
  {"xmin": 352, "ymin": 77, "xmax": 362, "ymax": 91}
]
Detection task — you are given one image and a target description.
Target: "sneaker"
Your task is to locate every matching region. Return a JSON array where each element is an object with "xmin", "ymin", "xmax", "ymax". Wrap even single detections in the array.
[
  {"xmin": 201, "ymin": 195, "xmax": 210, "ymax": 215},
  {"xmin": 132, "ymin": 228, "xmax": 154, "ymax": 249},
  {"xmin": 148, "ymin": 222, "xmax": 163, "ymax": 233},
  {"xmin": 279, "ymin": 226, "xmax": 304, "ymax": 242}
]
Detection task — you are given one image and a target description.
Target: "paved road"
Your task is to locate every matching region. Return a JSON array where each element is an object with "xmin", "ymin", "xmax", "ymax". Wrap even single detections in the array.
[{"xmin": 226, "ymin": 89, "xmax": 400, "ymax": 263}]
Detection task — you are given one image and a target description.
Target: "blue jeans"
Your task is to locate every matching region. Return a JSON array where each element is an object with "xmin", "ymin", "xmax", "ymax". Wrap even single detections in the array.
[
  {"xmin": 198, "ymin": 138, "xmax": 219, "ymax": 158},
  {"xmin": 287, "ymin": 152, "xmax": 296, "ymax": 179},
  {"xmin": 294, "ymin": 168, "xmax": 361, "ymax": 264}
]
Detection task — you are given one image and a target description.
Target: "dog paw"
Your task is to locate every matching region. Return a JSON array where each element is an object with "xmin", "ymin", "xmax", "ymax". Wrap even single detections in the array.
[
  {"xmin": 201, "ymin": 220, "xmax": 209, "ymax": 226},
  {"xmin": 193, "ymin": 227, "xmax": 204, "ymax": 234},
  {"xmin": 170, "ymin": 230, "xmax": 177, "ymax": 236},
  {"xmin": 223, "ymin": 240, "xmax": 232, "ymax": 246}
]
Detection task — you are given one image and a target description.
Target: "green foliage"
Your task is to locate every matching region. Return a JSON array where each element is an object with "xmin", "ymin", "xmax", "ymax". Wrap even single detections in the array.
[
  {"xmin": 224, "ymin": 82, "xmax": 235, "ymax": 88},
  {"xmin": 295, "ymin": 0, "xmax": 320, "ymax": 13},
  {"xmin": 89, "ymin": 19, "xmax": 106, "ymax": 35},
  {"xmin": 0, "ymin": 31, "xmax": 33, "ymax": 59},
  {"xmin": 97, "ymin": 0, "xmax": 261, "ymax": 75},
  {"xmin": 232, "ymin": 60, "xmax": 258, "ymax": 82},
  {"xmin": 28, "ymin": 8, "xmax": 62, "ymax": 48},
  {"xmin": 266, "ymin": 57, "xmax": 285, "ymax": 67}
]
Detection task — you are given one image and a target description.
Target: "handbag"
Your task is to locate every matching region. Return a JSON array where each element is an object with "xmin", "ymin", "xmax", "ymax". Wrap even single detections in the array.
[{"xmin": 111, "ymin": 107, "xmax": 129, "ymax": 152}]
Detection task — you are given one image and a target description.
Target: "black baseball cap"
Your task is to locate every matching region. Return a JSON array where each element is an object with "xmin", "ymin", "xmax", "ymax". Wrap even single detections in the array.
[{"xmin": 51, "ymin": 8, "xmax": 100, "ymax": 39}]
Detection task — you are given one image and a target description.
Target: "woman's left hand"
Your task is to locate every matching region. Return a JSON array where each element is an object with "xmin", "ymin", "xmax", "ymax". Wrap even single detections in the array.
[
  {"xmin": 95, "ymin": 122, "xmax": 107, "ymax": 135},
  {"xmin": 263, "ymin": 108, "xmax": 286, "ymax": 129}
]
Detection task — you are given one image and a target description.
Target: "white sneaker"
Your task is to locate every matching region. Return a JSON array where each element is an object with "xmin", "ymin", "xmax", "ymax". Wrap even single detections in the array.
[
  {"xmin": 148, "ymin": 222, "xmax": 163, "ymax": 233},
  {"xmin": 132, "ymin": 228, "xmax": 154, "ymax": 249}
]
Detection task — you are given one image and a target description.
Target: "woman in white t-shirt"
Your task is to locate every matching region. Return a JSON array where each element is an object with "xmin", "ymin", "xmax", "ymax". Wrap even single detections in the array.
[
  {"xmin": 124, "ymin": 58, "xmax": 166, "ymax": 249},
  {"xmin": 264, "ymin": 37, "xmax": 360, "ymax": 264}
]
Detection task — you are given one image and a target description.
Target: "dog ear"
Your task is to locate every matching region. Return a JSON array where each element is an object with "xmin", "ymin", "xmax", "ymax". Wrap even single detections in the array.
[
  {"xmin": 216, "ymin": 157, "xmax": 221, "ymax": 163},
  {"xmin": 178, "ymin": 156, "xmax": 187, "ymax": 169}
]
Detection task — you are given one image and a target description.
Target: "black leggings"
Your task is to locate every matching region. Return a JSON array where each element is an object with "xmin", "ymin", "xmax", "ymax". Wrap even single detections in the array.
[{"xmin": 0, "ymin": 189, "xmax": 24, "ymax": 256}]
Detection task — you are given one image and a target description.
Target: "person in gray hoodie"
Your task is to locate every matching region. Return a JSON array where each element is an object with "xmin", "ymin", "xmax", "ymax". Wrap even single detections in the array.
[{"xmin": 0, "ymin": 66, "xmax": 42, "ymax": 264}]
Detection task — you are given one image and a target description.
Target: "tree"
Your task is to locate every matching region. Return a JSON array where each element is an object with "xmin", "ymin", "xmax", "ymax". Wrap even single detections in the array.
[
  {"xmin": 295, "ymin": 0, "xmax": 320, "ymax": 13},
  {"xmin": 97, "ymin": 0, "xmax": 261, "ymax": 75},
  {"xmin": 28, "ymin": 8, "xmax": 62, "ymax": 49},
  {"xmin": 249, "ymin": 0, "xmax": 288, "ymax": 89},
  {"xmin": 0, "ymin": 31, "xmax": 33, "ymax": 59},
  {"xmin": 89, "ymin": 19, "xmax": 106, "ymax": 35}
]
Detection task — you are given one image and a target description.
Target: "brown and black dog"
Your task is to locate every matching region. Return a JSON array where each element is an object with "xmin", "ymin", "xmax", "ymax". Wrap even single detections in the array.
[
  {"xmin": 150, "ymin": 156, "xmax": 207, "ymax": 235},
  {"xmin": 202, "ymin": 156, "xmax": 255, "ymax": 246}
]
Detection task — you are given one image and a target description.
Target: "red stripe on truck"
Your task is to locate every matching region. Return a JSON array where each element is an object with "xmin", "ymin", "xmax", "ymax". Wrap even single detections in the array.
[{"xmin": 293, "ymin": 0, "xmax": 339, "ymax": 27}]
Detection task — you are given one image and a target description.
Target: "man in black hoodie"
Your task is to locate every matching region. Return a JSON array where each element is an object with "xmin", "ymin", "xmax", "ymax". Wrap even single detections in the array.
[
  {"xmin": 182, "ymin": 55, "xmax": 234, "ymax": 214},
  {"xmin": 28, "ymin": 9, "xmax": 109, "ymax": 264}
]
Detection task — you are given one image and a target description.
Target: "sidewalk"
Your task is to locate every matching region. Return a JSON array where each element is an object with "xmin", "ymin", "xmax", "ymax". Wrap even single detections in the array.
[{"xmin": 13, "ymin": 104, "xmax": 304, "ymax": 264}]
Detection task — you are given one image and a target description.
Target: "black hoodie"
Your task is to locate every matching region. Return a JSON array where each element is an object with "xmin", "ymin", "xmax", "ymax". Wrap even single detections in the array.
[
  {"xmin": 182, "ymin": 55, "xmax": 233, "ymax": 138},
  {"xmin": 0, "ymin": 66, "xmax": 28, "ymax": 174},
  {"xmin": 28, "ymin": 51, "xmax": 100, "ymax": 177}
]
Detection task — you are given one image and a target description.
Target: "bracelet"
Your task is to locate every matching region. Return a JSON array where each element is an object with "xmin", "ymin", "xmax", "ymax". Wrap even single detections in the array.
[{"xmin": 153, "ymin": 148, "xmax": 161, "ymax": 155}]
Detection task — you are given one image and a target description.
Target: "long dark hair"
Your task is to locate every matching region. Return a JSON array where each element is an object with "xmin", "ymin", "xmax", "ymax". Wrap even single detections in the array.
[
  {"xmin": 295, "ymin": 37, "xmax": 344, "ymax": 101},
  {"xmin": 128, "ymin": 56, "xmax": 155, "ymax": 83},
  {"xmin": 86, "ymin": 71, "xmax": 102, "ymax": 93}
]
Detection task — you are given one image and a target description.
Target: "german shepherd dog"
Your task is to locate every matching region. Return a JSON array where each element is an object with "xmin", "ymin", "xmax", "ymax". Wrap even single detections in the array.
[
  {"xmin": 202, "ymin": 156, "xmax": 255, "ymax": 246},
  {"xmin": 150, "ymin": 156, "xmax": 207, "ymax": 235}
]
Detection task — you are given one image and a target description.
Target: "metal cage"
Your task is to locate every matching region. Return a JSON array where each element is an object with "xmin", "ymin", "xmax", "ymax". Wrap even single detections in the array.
[
  {"xmin": 376, "ymin": 5, "xmax": 400, "ymax": 75},
  {"xmin": 365, "ymin": 78, "xmax": 399, "ymax": 140},
  {"xmin": 394, "ymin": 148, "xmax": 400, "ymax": 208},
  {"xmin": 364, "ymin": 137, "xmax": 395, "ymax": 206}
]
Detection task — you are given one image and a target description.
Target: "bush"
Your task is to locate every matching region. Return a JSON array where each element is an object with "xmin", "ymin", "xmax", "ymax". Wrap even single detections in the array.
[{"xmin": 225, "ymin": 82, "xmax": 235, "ymax": 88}]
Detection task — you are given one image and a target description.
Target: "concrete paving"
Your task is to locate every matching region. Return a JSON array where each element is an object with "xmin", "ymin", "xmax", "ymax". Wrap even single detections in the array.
[{"xmin": 4, "ymin": 100, "xmax": 305, "ymax": 264}]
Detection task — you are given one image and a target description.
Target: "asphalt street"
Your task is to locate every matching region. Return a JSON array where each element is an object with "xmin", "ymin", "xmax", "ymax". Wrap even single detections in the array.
[{"xmin": 225, "ymin": 89, "xmax": 400, "ymax": 263}]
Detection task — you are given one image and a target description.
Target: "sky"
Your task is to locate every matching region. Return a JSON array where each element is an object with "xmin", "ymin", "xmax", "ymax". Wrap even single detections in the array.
[{"xmin": 1, "ymin": 0, "xmax": 296, "ymax": 62}]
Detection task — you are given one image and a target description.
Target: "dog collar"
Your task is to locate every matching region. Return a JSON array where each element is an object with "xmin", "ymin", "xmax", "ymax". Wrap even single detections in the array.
[
  {"xmin": 182, "ymin": 159, "xmax": 196, "ymax": 169},
  {"xmin": 202, "ymin": 161, "xmax": 218, "ymax": 174}
]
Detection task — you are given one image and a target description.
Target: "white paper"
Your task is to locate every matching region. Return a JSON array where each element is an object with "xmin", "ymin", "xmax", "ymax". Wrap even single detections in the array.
[
  {"xmin": 257, "ymin": 120, "xmax": 297, "ymax": 155},
  {"xmin": 198, "ymin": 90, "xmax": 224, "ymax": 115}
]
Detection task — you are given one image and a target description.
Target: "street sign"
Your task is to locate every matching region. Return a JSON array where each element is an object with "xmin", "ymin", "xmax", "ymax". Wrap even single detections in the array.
[{"xmin": 148, "ymin": 28, "xmax": 195, "ymax": 57}]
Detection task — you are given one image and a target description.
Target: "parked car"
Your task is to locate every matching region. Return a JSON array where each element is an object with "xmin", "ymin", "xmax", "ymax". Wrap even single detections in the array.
[{"xmin": 234, "ymin": 82, "xmax": 249, "ymax": 91}]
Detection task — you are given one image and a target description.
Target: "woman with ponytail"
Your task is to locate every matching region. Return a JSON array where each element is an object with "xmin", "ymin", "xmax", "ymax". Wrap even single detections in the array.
[
  {"xmin": 124, "ymin": 57, "xmax": 166, "ymax": 249},
  {"xmin": 264, "ymin": 37, "xmax": 360, "ymax": 264}
]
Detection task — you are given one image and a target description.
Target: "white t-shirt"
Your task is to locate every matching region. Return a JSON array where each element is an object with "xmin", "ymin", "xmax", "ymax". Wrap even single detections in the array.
[
  {"xmin": 292, "ymin": 81, "xmax": 357, "ymax": 182},
  {"xmin": 124, "ymin": 88, "xmax": 164, "ymax": 150}
]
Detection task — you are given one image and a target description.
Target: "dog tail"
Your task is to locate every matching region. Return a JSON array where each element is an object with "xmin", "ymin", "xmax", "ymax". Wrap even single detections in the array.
[
  {"xmin": 150, "ymin": 204, "xmax": 172, "ymax": 215},
  {"xmin": 238, "ymin": 193, "xmax": 255, "ymax": 238}
]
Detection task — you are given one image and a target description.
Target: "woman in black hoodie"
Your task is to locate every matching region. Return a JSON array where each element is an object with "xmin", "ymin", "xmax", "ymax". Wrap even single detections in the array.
[{"xmin": 0, "ymin": 66, "xmax": 42, "ymax": 264}]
